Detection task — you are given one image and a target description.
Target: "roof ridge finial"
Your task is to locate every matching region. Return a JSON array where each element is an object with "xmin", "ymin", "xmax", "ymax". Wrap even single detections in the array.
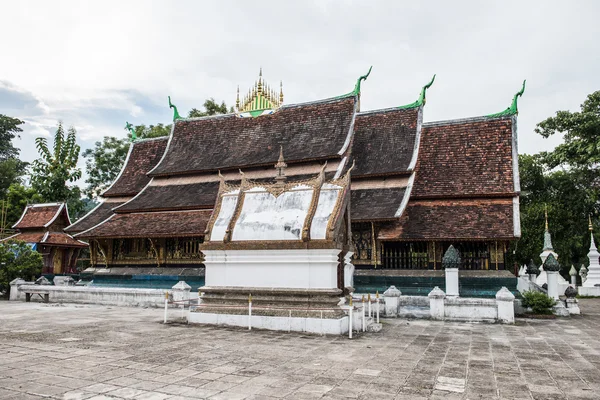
[
  {"xmin": 274, "ymin": 146, "xmax": 287, "ymax": 185},
  {"xmin": 487, "ymin": 79, "xmax": 526, "ymax": 118},
  {"xmin": 125, "ymin": 122, "xmax": 136, "ymax": 142},
  {"xmin": 419, "ymin": 74, "xmax": 436, "ymax": 105},
  {"xmin": 168, "ymin": 96, "xmax": 182, "ymax": 121},
  {"xmin": 398, "ymin": 74, "xmax": 437, "ymax": 109},
  {"xmin": 353, "ymin": 66, "xmax": 373, "ymax": 96}
]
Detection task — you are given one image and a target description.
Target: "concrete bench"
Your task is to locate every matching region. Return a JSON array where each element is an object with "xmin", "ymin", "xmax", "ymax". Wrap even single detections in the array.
[{"xmin": 23, "ymin": 289, "xmax": 50, "ymax": 303}]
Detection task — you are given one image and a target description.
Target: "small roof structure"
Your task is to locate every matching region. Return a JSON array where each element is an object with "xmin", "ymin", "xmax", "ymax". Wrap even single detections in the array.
[
  {"xmin": 3, "ymin": 202, "xmax": 86, "ymax": 248},
  {"xmin": 203, "ymin": 157, "xmax": 352, "ymax": 250},
  {"xmin": 12, "ymin": 202, "xmax": 70, "ymax": 230}
]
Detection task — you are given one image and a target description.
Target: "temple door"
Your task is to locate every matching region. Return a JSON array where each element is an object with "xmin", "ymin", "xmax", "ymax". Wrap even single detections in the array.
[{"xmin": 53, "ymin": 249, "xmax": 63, "ymax": 274}]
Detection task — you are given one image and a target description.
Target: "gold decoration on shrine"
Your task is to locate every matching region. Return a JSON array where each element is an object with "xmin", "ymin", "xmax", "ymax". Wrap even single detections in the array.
[{"xmin": 236, "ymin": 68, "xmax": 284, "ymax": 112}]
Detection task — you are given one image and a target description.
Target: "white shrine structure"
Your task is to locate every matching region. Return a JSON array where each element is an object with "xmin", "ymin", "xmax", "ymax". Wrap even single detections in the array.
[
  {"xmin": 579, "ymin": 217, "xmax": 600, "ymax": 296},
  {"xmin": 536, "ymin": 209, "xmax": 569, "ymax": 294},
  {"xmin": 188, "ymin": 152, "xmax": 354, "ymax": 334}
]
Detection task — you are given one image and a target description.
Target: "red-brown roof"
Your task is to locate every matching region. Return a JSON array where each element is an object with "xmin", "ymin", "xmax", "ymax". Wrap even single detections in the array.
[
  {"xmin": 76, "ymin": 210, "xmax": 212, "ymax": 238},
  {"xmin": 353, "ymin": 107, "xmax": 420, "ymax": 177},
  {"xmin": 378, "ymin": 198, "xmax": 515, "ymax": 241},
  {"xmin": 411, "ymin": 116, "xmax": 516, "ymax": 198},
  {"xmin": 12, "ymin": 203, "xmax": 69, "ymax": 230},
  {"xmin": 103, "ymin": 137, "xmax": 168, "ymax": 197},
  {"xmin": 2, "ymin": 232, "xmax": 45, "ymax": 243},
  {"xmin": 148, "ymin": 96, "xmax": 357, "ymax": 177},
  {"xmin": 64, "ymin": 201, "xmax": 124, "ymax": 233},
  {"xmin": 43, "ymin": 233, "xmax": 88, "ymax": 247},
  {"xmin": 1, "ymin": 231, "xmax": 87, "ymax": 247}
]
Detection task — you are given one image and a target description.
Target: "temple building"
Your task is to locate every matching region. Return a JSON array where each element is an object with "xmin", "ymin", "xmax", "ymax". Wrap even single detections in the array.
[
  {"xmin": 2, "ymin": 203, "xmax": 87, "ymax": 274},
  {"xmin": 68, "ymin": 69, "xmax": 522, "ymax": 292}
]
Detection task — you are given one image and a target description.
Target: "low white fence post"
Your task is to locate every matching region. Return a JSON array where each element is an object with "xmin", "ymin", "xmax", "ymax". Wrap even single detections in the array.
[
  {"xmin": 248, "ymin": 294, "xmax": 252, "ymax": 331},
  {"xmin": 361, "ymin": 295, "xmax": 366, "ymax": 332},
  {"xmin": 495, "ymin": 287, "xmax": 515, "ymax": 324},
  {"xmin": 348, "ymin": 297, "xmax": 353, "ymax": 339},
  {"xmin": 383, "ymin": 286, "xmax": 401, "ymax": 317},
  {"xmin": 428, "ymin": 287, "xmax": 446, "ymax": 320},
  {"xmin": 368, "ymin": 294, "xmax": 372, "ymax": 318},
  {"xmin": 163, "ymin": 292, "xmax": 169, "ymax": 324},
  {"xmin": 376, "ymin": 291, "xmax": 380, "ymax": 323}
]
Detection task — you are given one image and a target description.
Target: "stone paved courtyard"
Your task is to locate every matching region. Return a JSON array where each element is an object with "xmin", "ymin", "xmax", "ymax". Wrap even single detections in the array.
[{"xmin": 1, "ymin": 300, "xmax": 600, "ymax": 400}]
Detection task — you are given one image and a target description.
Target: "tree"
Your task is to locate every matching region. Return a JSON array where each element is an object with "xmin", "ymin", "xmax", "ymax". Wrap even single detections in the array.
[
  {"xmin": 511, "ymin": 156, "xmax": 598, "ymax": 271},
  {"xmin": 0, "ymin": 240, "xmax": 43, "ymax": 297},
  {"xmin": 83, "ymin": 136, "xmax": 129, "ymax": 198},
  {"xmin": 0, "ymin": 115, "xmax": 28, "ymax": 198},
  {"xmin": 188, "ymin": 98, "xmax": 233, "ymax": 118},
  {"xmin": 536, "ymin": 91, "xmax": 600, "ymax": 170},
  {"xmin": 134, "ymin": 123, "xmax": 172, "ymax": 139},
  {"xmin": 1, "ymin": 184, "xmax": 43, "ymax": 232},
  {"xmin": 30, "ymin": 123, "xmax": 84, "ymax": 217}
]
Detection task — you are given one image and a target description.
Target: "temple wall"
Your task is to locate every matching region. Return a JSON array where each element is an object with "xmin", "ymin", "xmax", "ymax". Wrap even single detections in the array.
[
  {"xmin": 11, "ymin": 283, "xmax": 198, "ymax": 307},
  {"xmin": 204, "ymin": 249, "xmax": 340, "ymax": 289}
]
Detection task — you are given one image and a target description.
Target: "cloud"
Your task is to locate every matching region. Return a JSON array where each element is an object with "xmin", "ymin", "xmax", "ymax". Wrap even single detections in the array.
[
  {"xmin": 0, "ymin": 80, "xmax": 50, "ymax": 116},
  {"xmin": 0, "ymin": 0, "xmax": 598, "ymax": 174}
]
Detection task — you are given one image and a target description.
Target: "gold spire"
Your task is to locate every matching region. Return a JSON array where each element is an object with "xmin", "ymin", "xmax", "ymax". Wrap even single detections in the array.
[
  {"xmin": 237, "ymin": 69, "xmax": 284, "ymax": 113},
  {"xmin": 280, "ymin": 81, "xmax": 284, "ymax": 104},
  {"xmin": 590, "ymin": 215, "xmax": 593, "ymax": 232},
  {"xmin": 235, "ymin": 86, "xmax": 240, "ymax": 111},
  {"xmin": 544, "ymin": 204, "xmax": 549, "ymax": 232}
]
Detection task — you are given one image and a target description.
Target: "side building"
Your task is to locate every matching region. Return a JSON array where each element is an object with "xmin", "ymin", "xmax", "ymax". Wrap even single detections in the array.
[{"xmin": 2, "ymin": 203, "xmax": 87, "ymax": 275}]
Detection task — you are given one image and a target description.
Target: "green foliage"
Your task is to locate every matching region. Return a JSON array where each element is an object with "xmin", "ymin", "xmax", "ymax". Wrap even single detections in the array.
[
  {"xmin": 188, "ymin": 98, "xmax": 233, "ymax": 118},
  {"xmin": 0, "ymin": 115, "xmax": 28, "ymax": 198},
  {"xmin": 1, "ymin": 184, "xmax": 43, "ymax": 231},
  {"xmin": 133, "ymin": 123, "xmax": 171, "ymax": 139},
  {"xmin": 535, "ymin": 91, "xmax": 600, "ymax": 170},
  {"xmin": 0, "ymin": 240, "xmax": 43, "ymax": 297},
  {"xmin": 82, "ymin": 136, "xmax": 129, "ymax": 198},
  {"xmin": 521, "ymin": 291, "xmax": 556, "ymax": 314},
  {"xmin": 30, "ymin": 122, "xmax": 84, "ymax": 218},
  {"xmin": 511, "ymin": 155, "xmax": 598, "ymax": 270}
]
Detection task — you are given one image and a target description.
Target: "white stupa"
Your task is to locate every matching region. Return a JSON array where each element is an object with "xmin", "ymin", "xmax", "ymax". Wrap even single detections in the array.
[
  {"xmin": 536, "ymin": 208, "xmax": 568, "ymax": 291},
  {"xmin": 580, "ymin": 216, "xmax": 600, "ymax": 296}
]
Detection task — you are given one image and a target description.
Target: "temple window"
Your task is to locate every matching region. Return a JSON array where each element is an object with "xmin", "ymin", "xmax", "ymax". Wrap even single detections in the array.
[
  {"xmin": 166, "ymin": 237, "xmax": 204, "ymax": 260},
  {"xmin": 112, "ymin": 238, "xmax": 154, "ymax": 260}
]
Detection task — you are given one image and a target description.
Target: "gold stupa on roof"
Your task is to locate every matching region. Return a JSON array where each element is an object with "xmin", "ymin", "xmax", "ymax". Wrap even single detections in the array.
[{"xmin": 236, "ymin": 68, "xmax": 283, "ymax": 113}]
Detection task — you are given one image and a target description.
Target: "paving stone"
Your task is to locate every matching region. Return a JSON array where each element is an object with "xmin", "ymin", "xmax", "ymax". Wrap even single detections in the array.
[{"xmin": 3, "ymin": 300, "xmax": 600, "ymax": 399}]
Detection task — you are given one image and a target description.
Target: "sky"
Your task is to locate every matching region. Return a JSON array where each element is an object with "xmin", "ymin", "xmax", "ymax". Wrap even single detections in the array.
[{"xmin": 1, "ymin": 0, "xmax": 599, "ymax": 187}]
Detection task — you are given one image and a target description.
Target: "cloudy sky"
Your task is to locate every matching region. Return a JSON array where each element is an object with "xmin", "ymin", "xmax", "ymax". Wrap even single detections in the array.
[{"xmin": 1, "ymin": 0, "xmax": 599, "ymax": 184}]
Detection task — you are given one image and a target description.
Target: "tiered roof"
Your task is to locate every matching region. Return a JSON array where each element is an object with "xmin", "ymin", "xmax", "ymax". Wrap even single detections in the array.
[
  {"xmin": 379, "ymin": 114, "xmax": 520, "ymax": 241},
  {"xmin": 72, "ymin": 72, "xmax": 523, "ymax": 244},
  {"xmin": 66, "ymin": 137, "xmax": 168, "ymax": 234}
]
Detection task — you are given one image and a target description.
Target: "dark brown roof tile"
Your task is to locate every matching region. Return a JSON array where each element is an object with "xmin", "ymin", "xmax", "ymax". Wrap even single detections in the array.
[
  {"xmin": 76, "ymin": 210, "xmax": 211, "ymax": 238},
  {"xmin": 103, "ymin": 137, "xmax": 168, "ymax": 197},
  {"xmin": 149, "ymin": 96, "xmax": 356, "ymax": 177},
  {"xmin": 353, "ymin": 107, "xmax": 420, "ymax": 177}
]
